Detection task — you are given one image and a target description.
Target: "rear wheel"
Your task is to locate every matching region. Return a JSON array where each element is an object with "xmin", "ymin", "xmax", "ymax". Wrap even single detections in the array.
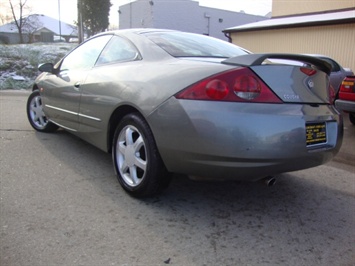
[
  {"xmin": 27, "ymin": 90, "xmax": 58, "ymax": 132},
  {"xmin": 112, "ymin": 113, "xmax": 171, "ymax": 197},
  {"xmin": 349, "ymin": 113, "xmax": 355, "ymax": 125}
]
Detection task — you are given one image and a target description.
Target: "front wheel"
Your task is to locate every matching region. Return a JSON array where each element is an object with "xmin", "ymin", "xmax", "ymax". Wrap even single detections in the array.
[
  {"xmin": 27, "ymin": 90, "xmax": 58, "ymax": 132},
  {"xmin": 112, "ymin": 113, "xmax": 171, "ymax": 197}
]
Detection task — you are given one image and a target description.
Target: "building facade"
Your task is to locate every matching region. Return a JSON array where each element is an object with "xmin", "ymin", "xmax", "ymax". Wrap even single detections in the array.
[
  {"xmin": 118, "ymin": 0, "xmax": 268, "ymax": 41},
  {"xmin": 0, "ymin": 14, "xmax": 77, "ymax": 44},
  {"xmin": 272, "ymin": 0, "xmax": 355, "ymax": 17},
  {"xmin": 224, "ymin": 0, "xmax": 355, "ymax": 72}
]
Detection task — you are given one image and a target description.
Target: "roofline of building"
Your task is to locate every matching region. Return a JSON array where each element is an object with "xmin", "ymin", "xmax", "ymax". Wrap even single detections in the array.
[
  {"xmin": 0, "ymin": 14, "xmax": 77, "ymax": 36},
  {"xmin": 224, "ymin": 18, "xmax": 354, "ymax": 33},
  {"xmin": 223, "ymin": 8, "xmax": 355, "ymax": 33}
]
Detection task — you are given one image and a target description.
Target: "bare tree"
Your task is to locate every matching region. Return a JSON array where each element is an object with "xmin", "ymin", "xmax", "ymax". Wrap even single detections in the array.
[
  {"xmin": 24, "ymin": 15, "xmax": 43, "ymax": 43},
  {"xmin": 8, "ymin": 0, "xmax": 31, "ymax": 43}
]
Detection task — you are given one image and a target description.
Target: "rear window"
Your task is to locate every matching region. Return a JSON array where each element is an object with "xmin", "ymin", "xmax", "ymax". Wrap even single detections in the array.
[{"xmin": 143, "ymin": 31, "xmax": 249, "ymax": 58}]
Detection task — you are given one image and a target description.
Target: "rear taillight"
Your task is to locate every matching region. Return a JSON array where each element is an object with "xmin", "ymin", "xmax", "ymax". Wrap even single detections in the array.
[
  {"xmin": 339, "ymin": 77, "xmax": 355, "ymax": 93},
  {"xmin": 175, "ymin": 68, "xmax": 282, "ymax": 103},
  {"xmin": 338, "ymin": 76, "xmax": 355, "ymax": 101},
  {"xmin": 206, "ymin": 80, "xmax": 229, "ymax": 100},
  {"xmin": 234, "ymin": 75, "xmax": 261, "ymax": 100}
]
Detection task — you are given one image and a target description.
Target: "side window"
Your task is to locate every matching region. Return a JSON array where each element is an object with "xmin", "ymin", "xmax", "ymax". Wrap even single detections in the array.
[
  {"xmin": 96, "ymin": 36, "xmax": 140, "ymax": 65},
  {"xmin": 60, "ymin": 35, "xmax": 112, "ymax": 71}
]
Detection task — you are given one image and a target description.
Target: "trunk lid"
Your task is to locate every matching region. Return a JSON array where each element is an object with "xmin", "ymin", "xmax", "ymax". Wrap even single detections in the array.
[{"xmin": 222, "ymin": 54, "xmax": 332, "ymax": 104}]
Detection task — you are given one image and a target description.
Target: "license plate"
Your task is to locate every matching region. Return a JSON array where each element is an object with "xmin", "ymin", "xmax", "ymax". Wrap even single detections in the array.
[{"xmin": 306, "ymin": 122, "xmax": 327, "ymax": 146}]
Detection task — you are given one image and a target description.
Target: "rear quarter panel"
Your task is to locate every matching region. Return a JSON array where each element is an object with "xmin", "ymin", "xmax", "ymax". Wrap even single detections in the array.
[{"xmin": 76, "ymin": 58, "xmax": 233, "ymax": 151}]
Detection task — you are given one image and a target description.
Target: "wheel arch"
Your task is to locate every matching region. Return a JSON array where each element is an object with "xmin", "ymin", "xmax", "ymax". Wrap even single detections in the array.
[
  {"xmin": 107, "ymin": 105, "xmax": 142, "ymax": 153},
  {"xmin": 32, "ymin": 84, "xmax": 39, "ymax": 91}
]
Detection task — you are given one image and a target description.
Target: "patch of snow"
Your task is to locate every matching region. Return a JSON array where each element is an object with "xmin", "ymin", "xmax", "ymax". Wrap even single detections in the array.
[
  {"xmin": 0, "ymin": 42, "xmax": 76, "ymax": 90},
  {"xmin": 12, "ymin": 75, "xmax": 26, "ymax": 81}
]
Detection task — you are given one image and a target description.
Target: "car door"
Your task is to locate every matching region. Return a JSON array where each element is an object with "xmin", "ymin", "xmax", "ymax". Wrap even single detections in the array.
[
  {"xmin": 75, "ymin": 35, "xmax": 142, "ymax": 150},
  {"xmin": 41, "ymin": 35, "xmax": 112, "ymax": 131}
]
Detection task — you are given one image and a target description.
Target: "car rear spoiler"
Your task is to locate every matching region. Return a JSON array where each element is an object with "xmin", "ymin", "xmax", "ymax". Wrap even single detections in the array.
[{"xmin": 222, "ymin": 54, "xmax": 332, "ymax": 75}]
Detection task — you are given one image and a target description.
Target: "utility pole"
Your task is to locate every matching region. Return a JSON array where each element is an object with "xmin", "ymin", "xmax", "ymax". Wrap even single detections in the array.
[
  {"xmin": 77, "ymin": 0, "xmax": 84, "ymax": 43},
  {"xmin": 58, "ymin": 0, "xmax": 61, "ymax": 40}
]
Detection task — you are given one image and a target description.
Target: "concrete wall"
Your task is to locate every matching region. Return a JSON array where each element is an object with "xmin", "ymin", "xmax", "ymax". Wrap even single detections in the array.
[
  {"xmin": 152, "ymin": 0, "xmax": 202, "ymax": 34},
  {"xmin": 198, "ymin": 7, "xmax": 267, "ymax": 40},
  {"xmin": 118, "ymin": 0, "xmax": 267, "ymax": 41},
  {"xmin": 119, "ymin": 1, "xmax": 154, "ymax": 29}
]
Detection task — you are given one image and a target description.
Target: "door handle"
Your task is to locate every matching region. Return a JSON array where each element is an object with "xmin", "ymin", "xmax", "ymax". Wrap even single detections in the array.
[{"xmin": 74, "ymin": 82, "xmax": 81, "ymax": 90}]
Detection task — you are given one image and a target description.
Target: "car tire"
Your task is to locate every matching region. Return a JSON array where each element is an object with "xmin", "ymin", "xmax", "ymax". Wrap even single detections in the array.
[
  {"xmin": 27, "ymin": 90, "xmax": 58, "ymax": 132},
  {"xmin": 112, "ymin": 113, "xmax": 171, "ymax": 197},
  {"xmin": 349, "ymin": 113, "xmax": 355, "ymax": 125}
]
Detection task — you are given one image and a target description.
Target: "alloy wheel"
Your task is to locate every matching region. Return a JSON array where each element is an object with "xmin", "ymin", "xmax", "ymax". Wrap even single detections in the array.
[
  {"xmin": 116, "ymin": 125, "xmax": 147, "ymax": 187},
  {"xmin": 29, "ymin": 94, "xmax": 48, "ymax": 129}
]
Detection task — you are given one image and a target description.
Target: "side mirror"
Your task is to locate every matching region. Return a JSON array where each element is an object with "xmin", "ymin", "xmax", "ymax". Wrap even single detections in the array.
[{"xmin": 38, "ymin": 63, "xmax": 54, "ymax": 73}]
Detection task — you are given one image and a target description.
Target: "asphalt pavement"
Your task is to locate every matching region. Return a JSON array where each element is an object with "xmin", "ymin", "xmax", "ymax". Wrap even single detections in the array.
[
  {"xmin": 0, "ymin": 90, "xmax": 354, "ymax": 266},
  {"xmin": 332, "ymin": 110, "xmax": 355, "ymax": 166}
]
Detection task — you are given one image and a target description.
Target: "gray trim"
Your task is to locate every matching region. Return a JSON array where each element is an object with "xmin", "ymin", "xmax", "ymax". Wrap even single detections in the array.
[{"xmin": 46, "ymin": 104, "xmax": 102, "ymax": 122}]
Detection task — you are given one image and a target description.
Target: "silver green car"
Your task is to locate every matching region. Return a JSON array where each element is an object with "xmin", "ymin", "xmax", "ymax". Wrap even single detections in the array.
[{"xmin": 27, "ymin": 29, "xmax": 343, "ymax": 197}]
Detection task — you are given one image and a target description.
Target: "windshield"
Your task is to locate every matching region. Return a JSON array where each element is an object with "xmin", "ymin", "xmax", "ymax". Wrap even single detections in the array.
[{"xmin": 143, "ymin": 31, "xmax": 249, "ymax": 58}]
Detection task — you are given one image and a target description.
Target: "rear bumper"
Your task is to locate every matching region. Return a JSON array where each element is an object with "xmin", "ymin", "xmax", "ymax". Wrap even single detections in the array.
[
  {"xmin": 148, "ymin": 99, "xmax": 343, "ymax": 181},
  {"xmin": 335, "ymin": 99, "xmax": 355, "ymax": 113}
]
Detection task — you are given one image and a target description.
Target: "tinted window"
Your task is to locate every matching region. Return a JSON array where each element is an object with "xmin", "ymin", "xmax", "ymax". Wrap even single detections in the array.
[
  {"xmin": 96, "ymin": 36, "xmax": 141, "ymax": 65},
  {"xmin": 60, "ymin": 35, "xmax": 112, "ymax": 71},
  {"xmin": 144, "ymin": 32, "xmax": 248, "ymax": 58}
]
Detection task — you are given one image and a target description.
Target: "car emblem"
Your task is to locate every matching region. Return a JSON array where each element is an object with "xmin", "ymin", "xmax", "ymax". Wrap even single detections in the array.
[{"xmin": 307, "ymin": 79, "xmax": 314, "ymax": 89}]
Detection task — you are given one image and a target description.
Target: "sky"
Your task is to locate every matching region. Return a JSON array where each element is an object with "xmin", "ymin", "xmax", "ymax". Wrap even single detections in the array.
[{"xmin": 1, "ymin": 0, "xmax": 272, "ymax": 26}]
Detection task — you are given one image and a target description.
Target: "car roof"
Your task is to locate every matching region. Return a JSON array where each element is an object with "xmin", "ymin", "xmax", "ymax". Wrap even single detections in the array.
[{"xmin": 105, "ymin": 28, "xmax": 179, "ymax": 36}]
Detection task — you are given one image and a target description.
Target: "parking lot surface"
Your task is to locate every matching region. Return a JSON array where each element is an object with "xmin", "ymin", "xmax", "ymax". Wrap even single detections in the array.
[{"xmin": 1, "ymin": 90, "xmax": 354, "ymax": 265}]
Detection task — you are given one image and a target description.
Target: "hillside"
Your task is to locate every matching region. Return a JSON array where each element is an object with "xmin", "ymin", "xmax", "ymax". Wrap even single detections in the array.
[{"xmin": 0, "ymin": 42, "xmax": 76, "ymax": 90}]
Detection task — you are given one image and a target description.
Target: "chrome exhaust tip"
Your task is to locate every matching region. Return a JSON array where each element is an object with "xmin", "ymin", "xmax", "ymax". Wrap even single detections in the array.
[{"xmin": 263, "ymin": 176, "xmax": 276, "ymax": 187}]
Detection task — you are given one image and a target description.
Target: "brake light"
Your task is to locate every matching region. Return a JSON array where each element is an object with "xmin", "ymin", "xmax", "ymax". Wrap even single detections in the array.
[
  {"xmin": 175, "ymin": 68, "xmax": 282, "ymax": 103},
  {"xmin": 300, "ymin": 67, "xmax": 317, "ymax": 76},
  {"xmin": 206, "ymin": 80, "xmax": 229, "ymax": 100},
  {"xmin": 339, "ymin": 78, "xmax": 355, "ymax": 93},
  {"xmin": 338, "ymin": 76, "xmax": 355, "ymax": 101}
]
